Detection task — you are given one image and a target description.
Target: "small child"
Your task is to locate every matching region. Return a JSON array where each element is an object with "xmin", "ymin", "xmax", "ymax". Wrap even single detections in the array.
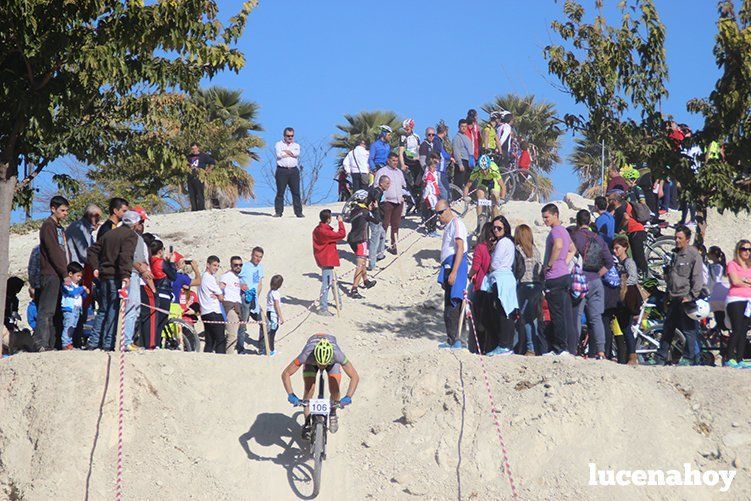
[
  {"xmin": 61, "ymin": 262, "xmax": 88, "ymax": 350},
  {"xmin": 259, "ymin": 274, "xmax": 285, "ymax": 356},
  {"xmin": 518, "ymin": 140, "xmax": 531, "ymax": 170},
  {"xmin": 422, "ymin": 157, "xmax": 441, "ymax": 236},
  {"xmin": 26, "ymin": 287, "xmax": 37, "ymax": 331}
]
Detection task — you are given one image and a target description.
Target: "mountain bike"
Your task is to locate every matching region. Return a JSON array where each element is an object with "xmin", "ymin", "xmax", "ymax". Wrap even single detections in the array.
[
  {"xmin": 160, "ymin": 307, "xmax": 201, "ymax": 352},
  {"xmin": 504, "ymin": 168, "xmax": 540, "ymax": 202},
  {"xmin": 294, "ymin": 369, "xmax": 343, "ymax": 498},
  {"xmin": 643, "ymin": 222, "xmax": 674, "ymax": 287},
  {"xmin": 631, "ymin": 300, "xmax": 685, "ymax": 364}
]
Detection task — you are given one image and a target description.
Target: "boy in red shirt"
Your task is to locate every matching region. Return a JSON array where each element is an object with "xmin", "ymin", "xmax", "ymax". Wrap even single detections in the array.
[{"xmin": 312, "ymin": 210, "xmax": 346, "ymax": 315}]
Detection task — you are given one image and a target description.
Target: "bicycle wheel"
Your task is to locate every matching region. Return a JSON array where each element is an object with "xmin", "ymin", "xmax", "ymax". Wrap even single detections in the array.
[
  {"xmin": 160, "ymin": 318, "xmax": 200, "ymax": 352},
  {"xmin": 637, "ymin": 325, "xmax": 685, "ymax": 364},
  {"xmin": 311, "ymin": 420, "xmax": 325, "ymax": 498},
  {"xmin": 448, "ymin": 184, "xmax": 469, "ymax": 216},
  {"xmin": 500, "ymin": 170, "xmax": 516, "ymax": 203},
  {"xmin": 511, "ymin": 169, "xmax": 540, "ymax": 202},
  {"xmin": 646, "ymin": 237, "xmax": 674, "ymax": 286}
]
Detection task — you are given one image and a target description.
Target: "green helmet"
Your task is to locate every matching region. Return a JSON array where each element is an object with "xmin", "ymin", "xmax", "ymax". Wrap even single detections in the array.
[{"xmin": 313, "ymin": 339, "xmax": 335, "ymax": 366}]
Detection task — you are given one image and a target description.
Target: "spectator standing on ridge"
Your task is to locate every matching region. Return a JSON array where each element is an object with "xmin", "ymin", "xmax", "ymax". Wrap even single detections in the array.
[
  {"xmin": 367, "ymin": 175, "xmax": 390, "ymax": 271},
  {"xmin": 237, "ymin": 247, "xmax": 265, "ymax": 353},
  {"xmin": 374, "ymin": 152, "xmax": 407, "ymax": 255},
  {"xmin": 65, "ymin": 204, "xmax": 102, "ymax": 265},
  {"xmin": 220, "ymin": 256, "xmax": 245, "ymax": 353},
  {"xmin": 124, "ymin": 212, "xmax": 153, "ymax": 351},
  {"xmin": 435, "ymin": 123, "xmax": 453, "ymax": 197},
  {"xmin": 312, "ymin": 209, "xmax": 346, "ymax": 315},
  {"xmin": 651, "ymin": 225, "xmax": 705, "ymax": 365},
  {"xmin": 541, "ymin": 203, "xmax": 577, "ymax": 355},
  {"xmin": 452, "ymin": 119, "xmax": 473, "ymax": 190},
  {"xmin": 186, "ymin": 142, "xmax": 216, "ymax": 212},
  {"xmin": 274, "ymin": 127, "xmax": 303, "ymax": 218},
  {"xmin": 60, "ymin": 262, "xmax": 88, "ymax": 350},
  {"xmin": 571, "ymin": 210, "xmax": 614, "ymax": 359},
  {"xmin": 343, "ymin": 139, "xmax": 370, "ymax": 192},
  {"xmin": 606, "ymin": 166, "xmax": 628, "ymax": 193},
  {"xmin": 398, "ymin": 118, "xmax": 422, "ymax": 212},
  {"xmin": 86, "ymin": 210, "xmax": 140, "ymax": 351},
  {"xmin": 199, "ymin": 255, "xmax": 226, "ymax": 354},
  {"xmin": 346, "ymin": 190, "xmax": 377, "ymax": 299},
  {"xmin": 368, "ymin": 125, "xmax": 392, "ymax": 172},
  {"xmin": 36, "ymin": 196, "xmax": 71, "ymax": 351},
  {"xmin": 593, "ymin": 196, "xmax": 615, "ymax": 247},
  {"xmin": 419, "ymin": 128, "xmax": 447, "ymax": 200},
  {"xmin": 724, "ymin": 240, "xmax": 751, "ymax": 368},
  {"xmin": 611, "ymin": 190, "xmax": 649, "ymax": 276},
  {"xmin": 465, "ymin": 109, "xmax": 482, "ymax": 162},
  {"xmin": 97, "ymin": 197, "xmax": 129, "ymax": 242},
  {"xmin": 436, "ymin": 199, "xmax": 469, "ymax": 350}
]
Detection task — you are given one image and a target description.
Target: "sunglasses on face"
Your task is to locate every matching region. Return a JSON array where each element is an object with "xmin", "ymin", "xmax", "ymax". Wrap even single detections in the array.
[
  {"xmin": 740, "ymin": 247, "xmax": 751, "ymax": 252},
  {"xmin": 493, "ymin": 226, "xmax": 504, "ymax": 232},
  {"xmin": 285, "ymin": 135, "xmax": 294, "ymax": 138},
  {"xmin": 434, "ymin": 208, "xmax": 449, "ymax": 215},
  {"xmin": 427, "ymin": 133, "xmax": 435, "ymax": 137},
  {"xmin": 231, "ymin": 262, "xmax": 243, "ymax": 267}
]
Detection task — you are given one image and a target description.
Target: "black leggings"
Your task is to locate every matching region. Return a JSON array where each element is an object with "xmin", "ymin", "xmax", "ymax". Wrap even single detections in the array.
[
  {"xmin": 726, "ymin": 301, "xmax": 750, "ymax": 362},
  {"xmin": 615, "ymin": 307, "xmax": 636, "ymax": 362},
  {"xmin": 628, "ymin": 231, "xmax": 648, "ymax": 275},
  {"xmin": 202, "ymin": 312, "xmax": 226, "ymax": 354}
]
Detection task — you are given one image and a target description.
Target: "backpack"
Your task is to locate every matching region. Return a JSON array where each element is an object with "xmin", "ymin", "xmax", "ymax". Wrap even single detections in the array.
[
  {"xmin": 581, "ymin": 232, "xmax": 605, "ymax": 273},
  {"xmin": 629, "ymin": 187, "xmax": 651, "ymax": 223},
  {"xmin": 602, "ymin": 265, "xmax": 621, "ymax": 288},
  {"xmin": 513, "ymin": 247, "xmax": 526, "ymax": 281},
  {"xmin": 570, "ymin": 260, "xmax": 589, "ymax": 301}
]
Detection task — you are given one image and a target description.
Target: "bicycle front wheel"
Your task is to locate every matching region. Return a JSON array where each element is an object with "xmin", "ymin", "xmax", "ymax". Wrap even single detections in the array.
[
  {"xmin": 448, "ymin": 183, "xmax": 469, "ymax": 216},
  {"xmin": 311, "ymin": 421, "xmax": 325, "ymax": 497},
  {"xmin": 646, "ymin": 236, "xmax": 674, "ymax": 287},
  {"xmin": 161, "ymin": 318, "xmax": 200, "ymax": 352}
]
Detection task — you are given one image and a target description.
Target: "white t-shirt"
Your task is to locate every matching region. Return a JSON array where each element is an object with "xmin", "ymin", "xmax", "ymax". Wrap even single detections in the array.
[
  {"xmin": 220, "ymin": 271, "xmax": 242, "ymax": 304},
  {"xmin": 491, "ymin": 237, "xmax": 515, "ymax": 271},
  {"xmin": 198, "ymin": 271, "xmax": 223, "ymax": 315},
  {"xmin": 440, "ymin": 217, "xmax": 468, "ymax": 263},
  {"xmin": 267, "ymin": 290, "xmax": 281, "ymax": 312}
]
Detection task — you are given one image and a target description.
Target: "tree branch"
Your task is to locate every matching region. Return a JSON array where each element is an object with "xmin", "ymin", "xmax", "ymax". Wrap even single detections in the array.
[{"xmin": 17, "ymin": 158, "xmax": 50, "ymax": 190}]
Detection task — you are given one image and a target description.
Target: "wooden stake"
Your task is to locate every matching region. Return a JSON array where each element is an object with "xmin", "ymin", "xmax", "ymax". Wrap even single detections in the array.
[{"xmin": 332, "ymin": 269, "xmax": 342, "ymax": 316}]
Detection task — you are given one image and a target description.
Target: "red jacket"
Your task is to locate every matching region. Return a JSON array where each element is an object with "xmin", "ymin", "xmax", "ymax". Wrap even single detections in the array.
[{"xmin": 312, "ymin": 221, "xmax": 346, "ymax": 267}]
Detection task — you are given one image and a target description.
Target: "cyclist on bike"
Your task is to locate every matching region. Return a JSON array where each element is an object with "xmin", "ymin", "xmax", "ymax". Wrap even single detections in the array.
[
  {"xmin": 464, "ymin": 154, "xmax": 507, "ymax": 232},
  {"xmin": 281, "ymin": 333, "xmax": 360, "ymax": 438}
]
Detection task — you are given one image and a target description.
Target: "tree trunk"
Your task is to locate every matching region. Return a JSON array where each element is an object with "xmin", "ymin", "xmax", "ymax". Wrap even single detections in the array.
[{"xmin": 0, "ymin": 170, "xmax": 17, "ymax": 354}]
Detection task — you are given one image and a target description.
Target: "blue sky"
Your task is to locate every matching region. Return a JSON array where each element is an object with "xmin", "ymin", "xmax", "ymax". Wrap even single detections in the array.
[{"xmin": 14, "ymin": 0, "xmax": 721, "ymax": 221}]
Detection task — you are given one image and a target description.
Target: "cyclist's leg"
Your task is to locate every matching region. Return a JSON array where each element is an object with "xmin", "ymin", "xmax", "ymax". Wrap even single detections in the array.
[
  {"xmin": 475, "ymin": 186, "xmax": 487, "ymax": 216},
  {"xmin": 326, "ymin": 364, "xmax": 342, "ymax": 401},
  {"xmin": 302, "ymin": 365, "xmax": 317, "ymax": 419},
  {"xmin": 491, "ymin": 188, "xmax": 502, "ymax": 218}
]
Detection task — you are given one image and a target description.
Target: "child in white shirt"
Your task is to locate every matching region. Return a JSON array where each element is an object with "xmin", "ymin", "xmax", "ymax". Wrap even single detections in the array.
[{"xmin": 259, "ymin": 275, "xmax": 284, "ymax": 356}]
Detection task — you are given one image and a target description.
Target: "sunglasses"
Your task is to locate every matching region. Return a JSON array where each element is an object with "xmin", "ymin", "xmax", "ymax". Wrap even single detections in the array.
[
  {"xmin": 434, "ymin": 208, "xmax": 449, "ymax": 215},
  {"xmin": 231, "ymin": 262, "xmax": 243, "ymax": 267},
  {"xmin": 285, "ymin": 134, "xmax": 294, "ymax": 138},
  {"xmin": 427, "ymin": 133, "xmax": 435, "ymax": 137},
  {"xmin": 493, "ymin": 226, "xmax": 504, "ymax": 231},
  {"xmin": 740, "ymin": 247, "xmax": 751, "ymax": 252}
]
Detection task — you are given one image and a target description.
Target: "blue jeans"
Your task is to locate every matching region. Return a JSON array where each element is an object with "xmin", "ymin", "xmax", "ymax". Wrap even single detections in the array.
[
  {"xmin": 320, "ymin": 267, "xmax": 333, "ymax": 311},
  {"xmin": 123, "ymin": 270, "xmax": 141, "ymax": 346},
  {"xmin": 88, "ymin": 278, "xmax": 121, "ymax": 350},
  {"xmin": 657, "ymin": 299, "xmax": 700, "ymax": 364},
  {"xmin": 575, "ymin": 278, "xmax": 606, "ymax": 354},
  {"xmin": 238, "ymin": 293, "xmax": 258, "ymax": 353},
  {"xmin": 62, "ymin": 308, "xmax": 81, "ymax": 348},
  {"xmin": 438, "ymin": 171, "xmax": 450, "ymax": 201},
  {"xmin": 516, "ymin": 283, "xmax": 543, "ymax": 353},
  {"xmin": 368, "ymin": 222, "xmax": 385, "ymax": 270}
]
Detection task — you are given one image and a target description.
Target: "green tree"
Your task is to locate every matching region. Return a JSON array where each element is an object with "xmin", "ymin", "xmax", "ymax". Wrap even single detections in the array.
[
  {"xmin": 331, "ymin": 111, "xmax": 402, "ymax": 160},
  {"xmin": 687, "ymin": 0, "xmax": 751, "ymax": 212},
  {"xmin": 544, "ymin": 0, "xmax": 671, "ymax": 190},
  {"xmin": 0, "ymin": 0, "xmax": 255, "ymax": 337}
]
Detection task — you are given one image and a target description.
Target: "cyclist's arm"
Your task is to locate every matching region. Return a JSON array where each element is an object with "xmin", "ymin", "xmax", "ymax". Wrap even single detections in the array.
[
  {"xmin": 281, "ymin": 360, "xmax": 301, "ymax": 395},
  {"xmin": 398, "ymin": 145, "xmax": 407, "ymax": 171},
  {"xmin": 341, "ymin": 362, "xmax": 359, "ymax": 399}
]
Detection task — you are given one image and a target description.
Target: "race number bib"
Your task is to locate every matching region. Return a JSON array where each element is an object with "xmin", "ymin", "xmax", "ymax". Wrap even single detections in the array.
[
  {"xmin": 477, "ymin": 198, "xmax": 492, "ymax": 207},
  {"xmin": 309, "ymin": 399, "xmax": 330, "ymax": 416}
]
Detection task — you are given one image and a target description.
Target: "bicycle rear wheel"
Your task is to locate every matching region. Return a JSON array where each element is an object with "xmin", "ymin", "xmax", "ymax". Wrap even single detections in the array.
[
  {"xmin": 161, "ymin": 318, "xmax": 200, "ymax": 352},
  {"xmin": 311, "ymin": 420, "xmax": 325, "ymax": 498},
  {"xmin": 646, "ymin": 237, "xmax": 674, "ymax": 287}
]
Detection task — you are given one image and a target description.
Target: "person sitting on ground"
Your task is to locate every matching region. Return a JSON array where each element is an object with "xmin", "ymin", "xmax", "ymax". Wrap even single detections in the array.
[
  {"xmin": 259, "ymin": 275, "xmax": 285, "ymax": 357},
  {"xmin": 436, "ymin": 199, "xmax": 469, "ymax": 350},
  {"xmin": 60, "ymin": 262, "xmax": 88, "ymax": 351},
  {"xmin": 422, "ymin": 156, "xmax": 442, "ymax": 237},
  {"xmin": 199, "ymin": 255, "xmax": 226, "ymax": 354},
  {"xmin": 282, "ymin": 333, "xmax": 360, "ymax": 438},
  {"xmin": 346, "ymin": 190, "xmax": 377, "ymax": 299},
  {"xmin": 312, "ymin": 209, "xmax": 346, "ymax": 315}
]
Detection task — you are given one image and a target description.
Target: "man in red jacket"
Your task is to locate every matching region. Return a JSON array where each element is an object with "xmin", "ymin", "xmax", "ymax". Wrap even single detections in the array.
[{"xmin": 312, "ymin": 209, "xmax": 346, "ymax": 315}]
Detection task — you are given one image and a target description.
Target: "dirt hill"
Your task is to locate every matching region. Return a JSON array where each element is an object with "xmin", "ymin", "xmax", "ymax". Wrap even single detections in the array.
[{"xmin": 2, "ymin": 198, "xmax": 751, "ymax": 500}]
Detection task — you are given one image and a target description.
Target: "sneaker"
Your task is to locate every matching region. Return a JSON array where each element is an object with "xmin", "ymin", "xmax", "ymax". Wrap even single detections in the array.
[
  {"xmin": 273, "ymin": 213, "xmax": 282, "ymax": 218},
  {"xmin": 64, "ymin": 344, "xmax": 74, "ymax": 351},
  {"xmin": 348, "ymin": 290, "xmax": 364, "ymax": 299},
  {"xmin": 428, "ymin": 231, "xmax": 440, "ymax": 238},
  {"xmin": 363, "ymin": 279, "xmax": 377, "ymax": 289},
  {"xmin": 296, "ymin": 214, "xmax": 305, "ymax": 218},
  {"xmin": 329, "ymin": 414, "xmax": 339, "ymax": 434},
  {"xmin": 125, "ymin": 344, "xmax": 141, "ymax": 352},
  {"xmin": 376, "ymin": 255, "xmax": 386, "ymax": 261},
  {"xmin": 486, "ymin": 346, "xmax": 512, "ymax": 357},
  {"xmin": 318, "ymin": 309, "xmax": 335, "ymax": 317},
  {"xmin": 387, "ymin": 247, "xmax": 397, "ymax": 255},
  {"xmin": 438, "ymin": 341, "xmax": 454, "ymax": 349},
  {"xmin": 739, "ymin": 360, "xmax": 751, "ymax": 369},
  {"xmin": 524, "ymin": 351, "xmax": 536, "ymax": 357},
  {"xmin": 269, "ymin": 350, "xmax": 278, "ymax": 357},
  {"xmin": 645, "ymin": 357, "xmax": 666, "ymax": 366},
  {"xmin": 542, "ymin": 351, "xmax": 557, "ymax": 357},
  {"xmin": 449, "ymin": 340, "xmax": 464, "ymax": 350},
  {"xmin": 723, "ymin": 360, "xmax": 742, "ymax": 369},
  {"xmin": 676, "ymin": 357, "xmax": 694, "ymax": 367},
  {"xmin": 558, "ymin": 351, "xmax": 572, "ymax": 357}
]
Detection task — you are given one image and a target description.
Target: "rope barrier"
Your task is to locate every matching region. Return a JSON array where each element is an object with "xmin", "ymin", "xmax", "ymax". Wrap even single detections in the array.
[
  {"xmin": 116, "ymin": 290, "xmax": 127, "ymax": 500},
  {"xmin": 462, "ymin": 290, "xmax": 519, "ymax": 500}
]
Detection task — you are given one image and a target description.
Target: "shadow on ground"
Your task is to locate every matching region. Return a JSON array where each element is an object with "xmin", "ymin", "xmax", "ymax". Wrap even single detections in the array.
[
  {"xmin": 238, "ymin": 411, "xmax": 317, "ymax": 500},
  {"xmin": 355, "ymin": 301, "xmax": 446, "ymax": 342}
]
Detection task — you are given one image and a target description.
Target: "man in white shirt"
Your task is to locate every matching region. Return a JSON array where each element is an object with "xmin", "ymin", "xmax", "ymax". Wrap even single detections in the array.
[
  {"xmin": 436, "ymin": 200, "xmax": 469, "ymax": 350},
  {"xmin": 343, "ymin": 139, "xmax": 370, "ymax": 192},
  {"xmin": 199, "ymin": 255, "xmax": 226, "ymax": 353},
  {"xmin": 220, "ymin": 256, "xmax": 244, "ymax": 354},
  {"xmin": 274, "ymin": 127, "xmax": 303, "ymax": 218}
]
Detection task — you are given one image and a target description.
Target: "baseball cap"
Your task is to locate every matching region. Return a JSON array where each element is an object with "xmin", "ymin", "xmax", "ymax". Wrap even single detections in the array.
[
  {"xmin": 132, "ymin": 204, "xmax": 150, "ymax": 221},
  {"xmin": 172, "ymin": 251, "xmax": 184, "ymax": 263},
  {"xmin": 121, "ymin": 211, "xmax": 141, "ymax": 227}
]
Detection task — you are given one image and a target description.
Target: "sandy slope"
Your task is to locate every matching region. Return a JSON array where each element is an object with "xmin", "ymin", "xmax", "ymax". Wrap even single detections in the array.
[{"xmin": 2, "ymin": 198, "xmax": 751, "ymax": 500}]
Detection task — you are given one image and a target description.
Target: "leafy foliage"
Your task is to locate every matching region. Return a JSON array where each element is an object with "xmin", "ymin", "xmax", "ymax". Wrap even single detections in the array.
[{"xmin": 331, "ymin": 111, "xmax": 402, "ymax": 160}]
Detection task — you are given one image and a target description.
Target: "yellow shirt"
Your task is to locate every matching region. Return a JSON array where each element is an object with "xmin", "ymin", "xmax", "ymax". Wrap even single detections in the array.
[{"xmin": 483, "ymin": 124, "xmax": 497, "ymax": 150}]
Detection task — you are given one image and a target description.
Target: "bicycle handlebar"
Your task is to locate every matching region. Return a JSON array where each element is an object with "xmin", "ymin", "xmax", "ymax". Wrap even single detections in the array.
[{"xmin": 294, "ymin": 400, "xmax": 342, "ymax": 409}]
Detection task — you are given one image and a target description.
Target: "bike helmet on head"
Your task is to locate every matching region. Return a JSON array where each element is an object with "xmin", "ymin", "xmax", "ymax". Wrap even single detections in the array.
[
  {"xmin": 622, "ymin": 168, "xmax": 639, "ymax": 180},
  {"xmin": 352, "ymin": 189, "xmax": 369, "ymax": 203},
  {"xmin": 478, "ymin": 154, "xmax": 492, "ymax": 170},
  {"xmin": 379, "ymin": 125, "xmax": 393, "ymax": 134},
  {"xmin": 683, "ymin": 299, "xmax": 710, "ymax": 321},
  {"xmin": 402, "ymin": 118, "xmax": 415, "ymax": 130},
  {"xmin": 313, "ymin": 338, "xmax": 335, "ymax": 366},
  {"xmin": 490, "ymin": 111, "xmax": 502, "ymax": 120}
]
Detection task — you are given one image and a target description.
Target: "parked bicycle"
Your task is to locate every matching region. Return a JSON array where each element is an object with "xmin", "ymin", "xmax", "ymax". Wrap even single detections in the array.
[{"xmin": 160, "ymin": 306, "xmax": 201, "ymax": 351}]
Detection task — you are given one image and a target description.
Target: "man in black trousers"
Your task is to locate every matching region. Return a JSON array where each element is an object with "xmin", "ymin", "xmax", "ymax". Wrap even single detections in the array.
[
  {"xmin": 186, "ymin": 142, "xmax": 216, "ymax": 211},
  {"xmin": 274, "ymin": 127, "xmax": 303, "ymax": 217}
]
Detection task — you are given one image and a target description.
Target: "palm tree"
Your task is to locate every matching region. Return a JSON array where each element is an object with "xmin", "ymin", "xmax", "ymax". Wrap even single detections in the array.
[
  {"xmin": 190, "ymin": 86, "xmax": 264, "ymax": 208},
  {"xmin": 482, "ymin": 94, "xmax": 563, "ymax": 173},
  {"xmin": 331, "ymin": 110, "xmax": 402, "ymax": 160},
  {"xmin": 570, "ymin": 129, "xmax": 619, "ymax": 198}
]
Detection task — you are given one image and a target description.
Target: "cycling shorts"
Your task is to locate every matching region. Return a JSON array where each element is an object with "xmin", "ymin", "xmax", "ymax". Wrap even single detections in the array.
[
  {"xmin": 303, "ymin": 363, "xmax": 342, "ymax": 380},
  {"xmin": 474, "ymin": 180, "xmax": 501, "ymax": 194}
]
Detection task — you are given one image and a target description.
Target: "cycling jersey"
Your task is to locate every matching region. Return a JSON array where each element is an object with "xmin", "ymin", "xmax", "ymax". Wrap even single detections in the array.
[
  {"xmin": 399, "ymin": 133, "xmax": 421, "ymax": 162},
  {"xmin": 483, "ymin": 124, "xmax": 497, "ymax": 151},
  {"xmin": 469, "ymin": 162, "xmax": 504, "ymax": 191},
  {"xmin": 294, "ymin": 333, "xmax": 348, "ymax": 368}
]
